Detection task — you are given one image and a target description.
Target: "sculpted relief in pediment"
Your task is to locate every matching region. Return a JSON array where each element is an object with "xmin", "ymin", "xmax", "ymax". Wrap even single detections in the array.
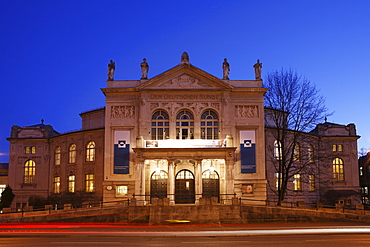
[{"xmin": 158, "ymin": 74, "xmax": 213, "ymax": 89}]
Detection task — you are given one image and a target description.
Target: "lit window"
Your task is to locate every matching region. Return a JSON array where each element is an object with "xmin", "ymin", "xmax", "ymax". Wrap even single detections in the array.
[
  {"xmin": 333, "ymin": 144, "xmax": 343, "ymax": 152},
  {"xmin": 293, "ymin": 143, "xmax": 300, "ymax": 161},
  {"xmin": 85, "ymin": 174, "xmax": 95, "ymax": 192},
  {"xmin": 55, "ymin": 147, "xmax": 61, "ymax": 165},
  {"xmin": 308, "ymin": 145, "xmax": 314, "ymax": 162},
  {"xmin": 151, "ymin": 110, "xmax": 169, "ymax": 140},
  {"xmin": 53, "ymin": 176, "xmax": 60, "ymax": 193},
  {"xmin": 24, "ymin": 160, "xmax": 36, "ymax": 183},
  {"xmin": 176, "ymin": 110, "xmax": 194, "ymax": 139},
  {"xmin": 0, "ymin": 185, "xmax": 6, "ymax": 199},
  {"xmin": 293, "ymin": 174, "xmax": 301, "ymax": 191},
  {"xmin": 360, "ymin": 167, "xmax": 363, "ymax": 176},
  {"xmin": 25, "ymin": 146, "xmax": 36, "ymax": 154},
  {"xmin": 86, "ymin": 141, "xmax": 95, "ymax": 162},
  {"xmin": 333, "ymin": 158, "xmax": 344, "ymax": 181},
  {"xmin": 201, "ymin": 110, "xmax": 219, "ymax": 140},
  {"xmin": 274, "ymin": 140, "xmax": 282, "ymax": 160},
  {"xmin": 69, "ymin": 144, "xmax": 76, "ymax": 163},
  {"xmin": 275, "ymin": 172, "xmax": 282, "ymax": 190},
  {"xmin": 68, "ymin": 175, "xmax": 75, "ymax": 193},
  {"xmin": 309, "ymin": 174, "xmax": 315, "ymax": 191},
  {"xmin": 116, "ymin": 185, "xmax": 128, "ymax": 196}
]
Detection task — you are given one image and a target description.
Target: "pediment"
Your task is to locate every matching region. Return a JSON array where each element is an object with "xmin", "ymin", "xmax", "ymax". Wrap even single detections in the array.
[{"xmin": 136, "ymin": 64, "xmax": 234, "ymax": 91}]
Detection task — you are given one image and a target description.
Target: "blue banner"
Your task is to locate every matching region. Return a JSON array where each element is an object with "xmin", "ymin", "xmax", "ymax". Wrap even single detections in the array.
[
  {"xmin": 114, "ymin": 131, "xmax": 130, "ymax": 174},
  {"xmin": 240, "ymin": 131, "xmax": 256, "ymax": 173}
]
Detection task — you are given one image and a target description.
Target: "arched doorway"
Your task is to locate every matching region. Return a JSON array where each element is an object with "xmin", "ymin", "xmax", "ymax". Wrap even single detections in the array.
[
  {"xmin": 175, "ymin": 169, "xmax": 195, "ymax": 204},
  {"xmin": 150, "ymin": 170, "xmax": 168, "ymax": 202},
  {"xmin": 202, "ymin": 169, "xmax": 220, "ymax": 202}
]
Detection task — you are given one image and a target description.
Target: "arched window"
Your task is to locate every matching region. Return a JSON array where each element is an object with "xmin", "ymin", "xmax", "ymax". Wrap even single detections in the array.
[
  {"xmin": 69, "ymin": 144, "xmax": 76, "ymax": 164},
  {"xmin": 55, "ymin": 146, "xmax": 61, "ymax": 165},
  {"xmin": 308, "ymin": 145, "xmax": 314, "ymax": 162},
  {"xmin": 333, "ymin": 158, "xmax": 344, "ymax": 181},
  {"xmin": 293, "ymin": 143, "xmax": 300, "ymax": 161},
  {"xmin": 24, "ymin": 160, "xmax": 36, "ymax": 183},
  {"xmin": 274, "ymin": 140, "xmax": 282, "ymax": 160},
  {"xmin": 151, "ymin": 110, "xmax": 169, "ymax": 140},
  {"xmin": 176, "ymin": 110, "xmax": 194, "ymax": 139},
  {"xmin": 201, "ymin": 110, "xmax": 219, "ymax": 139},
  {"xmin": 86, "ymin": 141, "xmax": 95, "ymax": 162}
]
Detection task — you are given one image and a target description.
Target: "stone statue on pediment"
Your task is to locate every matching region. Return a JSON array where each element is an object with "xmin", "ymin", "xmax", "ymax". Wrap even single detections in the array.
[
  {"xmin": 107, "ymin": 60, "xmax": 115, "ymax": 81},
  {"xmin": 253, "ymin": 59, "xmax": 262, "ymax": 80},
  {"xmin": 140, "ymin": 58, "xmax": 149, "ymax": 79},
  {"xmin": 222, "ymin": 58, "xmax": 230, "ymax": 79},
  {"xmin": 180, "ymin": 52, "xmax": 190, "ymax": 64}
]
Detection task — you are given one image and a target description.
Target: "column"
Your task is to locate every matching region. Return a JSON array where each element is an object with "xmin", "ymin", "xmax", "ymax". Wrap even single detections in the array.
[
  {"xmin": 134, "ymin": 159, "xmax": 145, "ymax": 205},
  {"xmin": 225, "ymin": 154, "xmax": 235, "ymax": 205},
  {"xmin": 168, "ymin": 160, "xmax": 175, "ymax": 205},
  {"xmin": 194, "ymin": 159, "xmax": 202, "ymax": 204}
]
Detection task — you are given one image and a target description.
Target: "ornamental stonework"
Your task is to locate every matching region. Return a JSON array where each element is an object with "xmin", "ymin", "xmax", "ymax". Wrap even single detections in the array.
[
  {"xmin": 235, "ymin": 105, "xmax": 259, "ymax": 118},
  {"xmin": 160, "ymin": 74, "xmax": 211, "ymax": 88},
  {"xmin": 111, "ymin": 106, "xmax": 135, "ymax": 118}
]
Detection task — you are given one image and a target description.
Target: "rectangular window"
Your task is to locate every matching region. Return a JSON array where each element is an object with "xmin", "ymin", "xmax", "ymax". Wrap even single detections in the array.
[
  {"xmin": 309, "ymin": 175, "xmax": 315, "ymax": 191},
  {"xmin": 53, "ymin": 176, "xmax": 60, "ymax": 193},
  {"xmin": 0, "ymin": 184, "xmax": 6, "ymax": 199},
  {"xmin": 332, "ymin": 144, "xmax": 343, "ymax": 152},
  {"xmin": 333, "ymin": 164, "xmax": 344, "ymax": 181},
  {"xmin": 116, "ymin": 185, "xmax": 128, "ymax": 197},
  {"xmin": 25, "ymin": 146, "xmax": 36, "ymax": 154},
  {"xmin": 68, "ymin": 175, "xmax": 75, "ymax": 193},
  {"xmin": 85, "ymin": 174, "xmax": 95, "ymax": 192},
  {"xmin": 275, "ymin": 173, "xmax": 282, "ymax": 190},
  {"xmin": 293, "ymin": 174, "xmax": 302, "ymax": 191},
  {"xmin": 242, "ymin": 184, "xmax": 253, "ymax": 194}
]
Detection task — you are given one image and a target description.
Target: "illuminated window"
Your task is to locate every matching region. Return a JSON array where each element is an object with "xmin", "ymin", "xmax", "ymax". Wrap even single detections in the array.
[
  {"xmin": 308, "ymin": 145, "xmax": 314, "ymax": 162},
  {"xmin": 68, "ymin": 175, "xmax": 75, "ymax": 193},
  {"xmin": 24, "ymin": 160, "xmax": 36, "ymax": 183},
  {"xmin": 0, "ymin": 185, "xmax": 6, "ymax": 199},
  {"xmin": 333, "ymin": 158, "xmax": 344, "ymax": 181},
  {"xmin": 309, "ymin": 174, "xmax": 315, "ymax": 191},
  {"xmin": 25, "ymin": 146, "xmax": 36, "ymax": 154},
  {"xmin": 69, "ymin": 144, "xmax": 76, "ymax": 163},
  {"xmin": 293, "ymin": 174, "xmax": 301, "ymax": 191},
  {"xmin": 55, "ymin": 147, "xmax": 61, "ymax": 165},
  {"xmin": 360, "ymin": 167, "xmax": 363, "ymax": 176},
  {"xmin": 116, "ymin": 185, "xmax": 128, "ymax": 196},
  {"xmin": 86, "ymin": 141, "xmax": 95, "ymax": 162},
  {"xmin": 85, "ymin": 174, "xmax": 94, "ymax": 192},
  {"xmin": 332, "ymin": 144, "xmax": 343, "ymax": 152},
  {"xmin": 201, "ymin": 110, "xmax": 219, "ymax": 139},
  {"xmin": 176, "ymin": 110, "xmax": 194, "ymax": 139},
  {"xmin": 274, "ymin": 140, "xmax": 282, "ymax": 160},
  {"xmin": 151, "ymin": 110, "xmax": 169, "ymax": 140},
  {"xmin": 275, "ymin": 172, "xmax": 282, "ymax": 190},
  {"xmin": 53, "ymin": 176, "xmax": 60, "ymax": 193},
  {"xmin": 293, "ymin": 143, "xmax": 300, "ymax": 161}
]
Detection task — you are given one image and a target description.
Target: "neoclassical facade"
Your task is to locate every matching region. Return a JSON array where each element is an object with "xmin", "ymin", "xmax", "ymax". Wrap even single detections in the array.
[{"xmin": 7, "ymin": 53, "xmax": 360, "ymax": 210}]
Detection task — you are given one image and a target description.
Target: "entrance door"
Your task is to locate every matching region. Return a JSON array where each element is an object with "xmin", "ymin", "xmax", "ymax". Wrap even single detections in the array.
[
  {"xmin": 150, "ymin": 170, "xmax": 168, "ymax": 202},
  {"xmin": 175, "ymin": 170, "xmax": 195, "ymax": 204},
  {"xmin": 202, "ymin": 170, "xmax": 220, "ymax": 202}
]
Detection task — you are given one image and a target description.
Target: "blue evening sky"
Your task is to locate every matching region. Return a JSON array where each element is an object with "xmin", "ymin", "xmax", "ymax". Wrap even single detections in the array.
[{"xmin": 1, "ymin": 0, "xmax": 370, "ymax": 162}]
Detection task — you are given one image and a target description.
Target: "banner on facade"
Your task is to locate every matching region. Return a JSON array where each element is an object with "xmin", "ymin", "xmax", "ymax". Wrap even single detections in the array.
[
  {"xmin": 240, "ymin": 130, "xmax": 256, "ymax": 173},
  {"xmin": 145, "ymin": 139, "xmax": 226, "ymax": 148},
  {"xmin": 114, "ymin": 131, "xmax": 130, "ymax": 174}
]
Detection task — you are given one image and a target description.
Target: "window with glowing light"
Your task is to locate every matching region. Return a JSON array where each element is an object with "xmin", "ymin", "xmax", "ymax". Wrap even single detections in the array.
[
  {"xmin": 309, "ymin": 174, "xmax": 315, "ymax": 191},
  {"xmin": 69, "ymin": 144, "xmax": 76, "ymax": 163},
  {"xmin": 333, "ymin": 158, "xmax": 344, "ymax": 181},
  {"xmin": 151, "ymin": 110, "xmax": 169, "ymax": 140},
  {"xmin": 176, "ymin": 110, "xmax": 194, "ymax": 139},
  {"xmin": 116, "ymin": 185, "xmax": 128, "ymax": 196},
  {"xmin": 85, "ymin": 174, "xmax": 94, "ymax": 192},
  {"xmin": 55, "ymin": 146, "xmax": 61, "ymax": 165},
  {"xmin": 86, "ymin": 141, "xmax": 95, "ymax": 162},
  {"xmin": 53, "ymin": 176, "xmax": 60, "ymax": 193},
  {"xmin": 293, "ymin": 174, "xmax": 302, "ymax": 191},
  {"xmin": 68, "ymin": 175, "xmax": 75, "ymax": 193},
  {"xmin": 24, "ymin": 160, "xmax": 36, "ymax": 183},
  {"xmin": 201, "ymin": 110, "xmax": 219, "ymax": 139}
]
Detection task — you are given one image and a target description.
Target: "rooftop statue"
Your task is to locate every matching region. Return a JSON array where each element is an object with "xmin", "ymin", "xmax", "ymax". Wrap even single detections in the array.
[
  {"xmin": 253, "ymin": 59, "xmax": 262, "ymax": 80},
  {"xmin": 180, "ymin": 52, "xmax": 190, "ymax": 64},
  {"xmin": 107, "ymin": 60, "xmax": 115, "ymax": 81},
  {"xmin": 140, "ymin": 58, "xmax": 149, "ymax": 79},
  {"xmin": 222, "ymin": 58, "xmax": 230, "ymax": 80}
]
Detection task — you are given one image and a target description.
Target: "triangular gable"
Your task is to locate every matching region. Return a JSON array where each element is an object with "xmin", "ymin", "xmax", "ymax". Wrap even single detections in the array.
[{"xmin": 136, "ymin": 63, "xmax": 234, "ymax": 91}]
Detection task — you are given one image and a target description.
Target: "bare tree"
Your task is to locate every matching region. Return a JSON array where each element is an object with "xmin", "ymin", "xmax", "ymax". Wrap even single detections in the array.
[{"xmin": 264, "ymin": 69, "xmax": 330, "ymax": 205}]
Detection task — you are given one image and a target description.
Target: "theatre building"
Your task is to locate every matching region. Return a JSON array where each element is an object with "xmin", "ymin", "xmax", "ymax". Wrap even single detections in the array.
[{"xmin": 7, "ymin": 53, "xmax": 268, "ymax": 208}]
